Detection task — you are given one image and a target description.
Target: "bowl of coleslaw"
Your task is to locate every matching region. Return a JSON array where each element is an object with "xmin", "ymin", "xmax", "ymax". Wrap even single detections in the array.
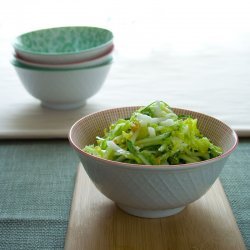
[{"xmin": 69, "ymin": 101, "xmax": 238, "ymax": 218}]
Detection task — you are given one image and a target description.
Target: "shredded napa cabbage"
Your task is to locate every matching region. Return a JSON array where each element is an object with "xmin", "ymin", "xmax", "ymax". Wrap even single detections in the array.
[{"xmin": 83, "ymin": 101, "xmax": 223, "ymax": 165}]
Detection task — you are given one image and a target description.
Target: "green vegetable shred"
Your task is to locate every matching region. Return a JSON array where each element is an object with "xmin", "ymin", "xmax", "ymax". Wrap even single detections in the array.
[{"xmin": 83, "ymin": 101, "xmax": 223, "ymax": 165}]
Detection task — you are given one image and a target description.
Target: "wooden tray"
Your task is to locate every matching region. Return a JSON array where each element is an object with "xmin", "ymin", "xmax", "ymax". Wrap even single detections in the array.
[
  {"xmin": 1, "ymin": 48, "xmax": 250, "ymax": 139},
  {"xmin": 65, "ymin": 164, "xmax": 246, "ymax": 250}
]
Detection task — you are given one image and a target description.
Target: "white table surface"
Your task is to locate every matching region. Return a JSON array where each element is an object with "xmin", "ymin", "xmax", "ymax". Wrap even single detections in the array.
[{"xmin": 1, "ymin": 0, "xmax": 250, "ymax": 138}]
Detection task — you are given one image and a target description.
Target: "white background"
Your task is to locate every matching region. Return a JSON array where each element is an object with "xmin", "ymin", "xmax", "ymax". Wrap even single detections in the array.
[{"xmin": 0, "ymin": 0, "xmax": 250, "ymax": 137}]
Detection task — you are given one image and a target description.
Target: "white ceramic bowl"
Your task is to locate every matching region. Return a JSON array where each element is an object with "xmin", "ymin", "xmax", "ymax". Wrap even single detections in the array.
[
  {"xmin": 12, "ymin": 59, "xmax": 112, "ymax": 110},
  {"xmin": 69, "ymin": 106, "xmax": 238, "ymax": 218},
  {"xmin": 13, "ymin": 26, "xmax": 113, "ymax": 64},
  {"xmin": 14, "ymin": 45, "xmax": 114, "ymax": 69}
]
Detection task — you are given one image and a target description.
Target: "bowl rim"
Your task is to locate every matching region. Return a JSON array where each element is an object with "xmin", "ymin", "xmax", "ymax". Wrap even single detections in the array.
[
  {"xmin": 68, "ymin": 106, "xmax": 239, "ymax": 171},
  {"xmin": 13, "ymin": 26, "xmax": 113, "ymax": 56},
  {"xmin": 15, "ymin": 44, "xmax": 114, "ymax": 67},
  {"xmin": 11, "ymin": 58, "xmax": 113, "ymax": 72}
]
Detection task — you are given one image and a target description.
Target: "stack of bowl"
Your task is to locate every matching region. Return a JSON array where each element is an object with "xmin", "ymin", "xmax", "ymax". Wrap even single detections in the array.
[{"xmin": 11, "ymin": 26, "xmax": 114, "ymax": 110}]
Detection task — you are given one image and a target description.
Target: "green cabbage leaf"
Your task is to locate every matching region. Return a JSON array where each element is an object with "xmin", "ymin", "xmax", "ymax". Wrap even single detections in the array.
[{"xmin": 84, "ymin": 101, "xmax": 223, "ymax": 165}]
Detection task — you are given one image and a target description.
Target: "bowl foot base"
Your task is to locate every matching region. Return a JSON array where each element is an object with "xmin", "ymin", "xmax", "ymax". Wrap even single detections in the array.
[
  {"xmin": 117, "ymin": 204, "xmax": 185, "ymax": 218},
  {"xmin": 41, "ymin": 100, "xmax": 86, "ymax": 110}
]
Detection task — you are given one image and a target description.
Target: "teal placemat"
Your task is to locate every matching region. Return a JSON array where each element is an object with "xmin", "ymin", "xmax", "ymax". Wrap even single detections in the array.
[
  {"xmin": 0, "ymin": 140, "xmax": 79, "ymax": 249},
  {"xmin": 0, "ymin": 139, "xmax": 249, "ymax": 249},
  {"xmin": 220, "ymin": 138, "xmax": 250, "ymax": 249}
]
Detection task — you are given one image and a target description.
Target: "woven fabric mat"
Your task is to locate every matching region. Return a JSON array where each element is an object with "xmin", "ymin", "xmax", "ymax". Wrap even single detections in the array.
[
  {"xmin": 0, "ymin": 139, "xmax": 249, "ymax": 249},
  {"xmin": 0, "ymin": 140, "xmax": 79, "ymax": 249},
  {"xmin": 220, "ymin": 138, "xmax": 250, "ymax": 249}
]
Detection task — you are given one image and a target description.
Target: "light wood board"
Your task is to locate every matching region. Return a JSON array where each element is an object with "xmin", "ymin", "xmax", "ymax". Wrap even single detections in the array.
[
  {"xmin": 1, "ymin": 53, "xmax": 250, "ymax": 138},
  {"xmin": 64, "ymin": 164, "xmax": 246, "ymax": 250}
]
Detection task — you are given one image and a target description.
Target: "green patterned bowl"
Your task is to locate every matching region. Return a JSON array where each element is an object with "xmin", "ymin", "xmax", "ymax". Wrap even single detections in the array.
[{"xmin": 13, "ymin": 26, "xmax": 113, "ymax": 64}]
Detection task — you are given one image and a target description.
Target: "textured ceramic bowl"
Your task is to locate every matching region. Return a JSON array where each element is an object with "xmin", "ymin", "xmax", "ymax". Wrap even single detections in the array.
[
  {"xmin": 69, "ymin": 106, "xmax": 238, "ymax": 218},
  {"xmin": 12, "ymin": 59, "xmax": 112, "ymax": 110},
  {"xmin": 13, "ymin": 26, "xmax": 113, "ymax": 64},
  {"xmin": 14, "ymin": 45, "xmax": 114, "ymax": 69}
]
